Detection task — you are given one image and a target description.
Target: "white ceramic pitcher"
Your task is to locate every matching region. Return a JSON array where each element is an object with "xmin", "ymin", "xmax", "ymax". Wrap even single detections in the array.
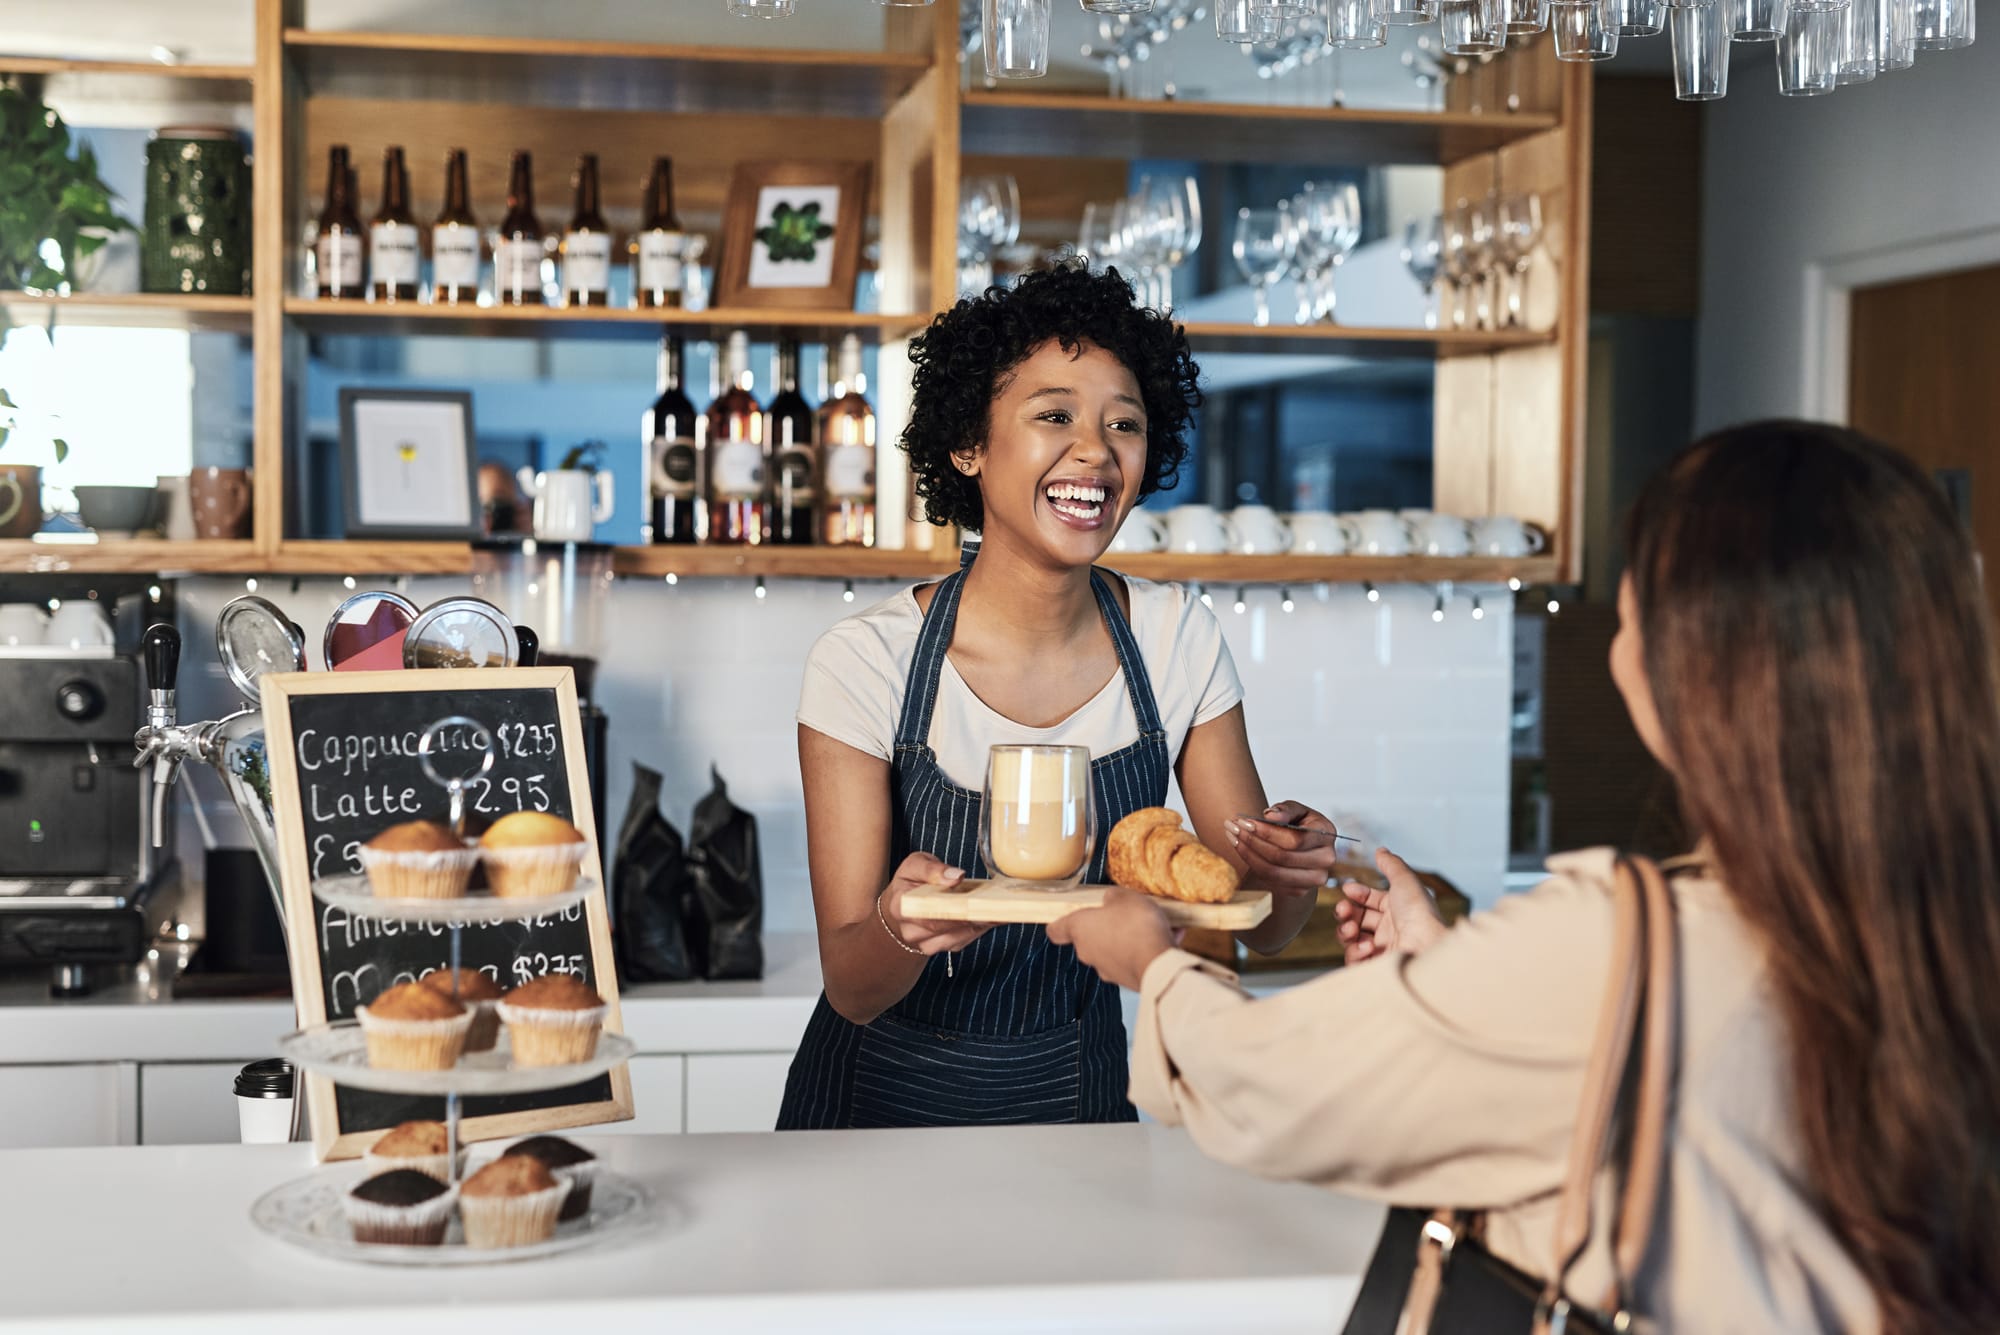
[{"xmin": 517, "ymin": 466, "xmax": 614, "ymax": 544}]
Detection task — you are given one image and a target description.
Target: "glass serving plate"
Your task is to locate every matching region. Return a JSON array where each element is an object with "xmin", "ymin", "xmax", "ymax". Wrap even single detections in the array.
[
  {"xmin": 251, "ymin": 1168, "xmax": 661, "ymax": 1266},
  {"xmin": 279, "ymin": 1022, "xmax": 636, "ymax": 1096},
  {"xmin": 313, "ymin": 873, "xmax": 592, "ymax": 925}
]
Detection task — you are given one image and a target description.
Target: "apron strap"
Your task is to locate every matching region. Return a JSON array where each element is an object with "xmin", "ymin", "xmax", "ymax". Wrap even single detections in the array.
[
  {"xmin": 893, "ymin": 566, "xmax": 969, "ymax": 751},
  {"xmin": 1090, "ymin": 569, "xmax": 1166, "ymax": 737}
]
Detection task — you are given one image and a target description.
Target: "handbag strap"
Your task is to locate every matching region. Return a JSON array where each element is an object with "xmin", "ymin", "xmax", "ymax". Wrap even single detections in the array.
[{"xmin": 1541, "ymin": 854, "xmax": 1680, "ymax": 1323}]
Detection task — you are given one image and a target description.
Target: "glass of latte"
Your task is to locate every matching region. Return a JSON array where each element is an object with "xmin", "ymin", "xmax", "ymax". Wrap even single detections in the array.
[{"xmin": 981, "ymin": 745, "xmax": 1096, "ymax": 889}]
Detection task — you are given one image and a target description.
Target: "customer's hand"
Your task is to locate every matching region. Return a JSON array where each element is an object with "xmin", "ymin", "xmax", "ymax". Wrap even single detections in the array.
[
  {"xmin": 1335, "ymin": 848, "xmax": 1449, "ymax": 963},
  {"xmin": 1225, "ymin": 800, "xmax": 1341, "ymax": 907},
  {"xmin": 1048, "ymin": 887, "xmax": 1177, "ymax": 991},
  {"xmin": 880, "ymin": 853, "xmax": 990, "ymax": 957}
]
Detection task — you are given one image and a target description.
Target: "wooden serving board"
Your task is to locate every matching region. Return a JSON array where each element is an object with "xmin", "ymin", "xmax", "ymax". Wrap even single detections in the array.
[{"xmin": 901, "ymin": 879, "xmax": 1272, "ymax": 930}]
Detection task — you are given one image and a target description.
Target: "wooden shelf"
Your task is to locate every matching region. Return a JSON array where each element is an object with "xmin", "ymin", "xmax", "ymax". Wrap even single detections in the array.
[
  {"xmin": 1177, "ymin": 322, "xmax": 1555, "ymax": 359},
  {"xmin": 0, "ymin": 291, "xmax": 255, "ymax": 332},
  {"xmin": 267, "ymin": 541, "xmax": 474, "ymax": 576},
  {"xmin": 0, "ymin": 56, "xmax": 254, "ymax": 106},
  {"xmin": 960, "ymin": 92, "xmax": 1560, "ymax": 167},
  {"xmin": 0, "ymin": 540, "xmax": 262, "ymax": 575},
  {"xmin": 284, "ymin": 30, "xmax": 932, "ymax": 117},
  {"xmin": 1103, "ymin": 554, "xmax": 1561, "ymax": 586},
  {"xmin": 283, "ymin": 298, "xmax": 925, "ymax": 343},
  {"xmin": 612, "ymin": 545, "xmax": 958, "ymax": 581}
]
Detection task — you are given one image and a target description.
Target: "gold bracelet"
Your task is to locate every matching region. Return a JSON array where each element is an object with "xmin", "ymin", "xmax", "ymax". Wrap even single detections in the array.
[{"xmin": 877, "ymin": 891, "xmax": 924, "ymax": 957}]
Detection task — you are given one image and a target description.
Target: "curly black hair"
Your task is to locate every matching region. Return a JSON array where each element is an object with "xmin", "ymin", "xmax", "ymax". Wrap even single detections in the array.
[{"xmin": 901, "ymin": 259, "xmax": 1202, "ymax": 531}]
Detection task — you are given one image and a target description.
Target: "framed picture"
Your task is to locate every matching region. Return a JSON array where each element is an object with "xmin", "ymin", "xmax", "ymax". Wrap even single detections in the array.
[
  {"xmin": 338, "ymin": 388, "xmax": 482, "ymax": 540},
  {"xmin": 716, "ymin": 160, "xmax": 872, "ymax": 311}
]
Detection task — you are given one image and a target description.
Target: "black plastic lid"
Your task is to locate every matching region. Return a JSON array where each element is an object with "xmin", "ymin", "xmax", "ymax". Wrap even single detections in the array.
[{"xmin": 234, "ymin": 1057, "xmax": 294, "ymax": 1099}]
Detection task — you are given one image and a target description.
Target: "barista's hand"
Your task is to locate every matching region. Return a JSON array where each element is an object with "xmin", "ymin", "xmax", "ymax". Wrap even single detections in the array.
[
  {"xmin": 879, "ymin": 852, "xmax": 991, "ymax": 957},
  {"xmin": 1225, "ymin": 800, "xmax": 1341, "ymax": 904},
  {"xmin": 1047, "ymin": 887, "xmax": 1177, "ymax": 992},
  {"xmin": 1334, "ymin": 848, "xmax": 1449, "ymax": 963}
]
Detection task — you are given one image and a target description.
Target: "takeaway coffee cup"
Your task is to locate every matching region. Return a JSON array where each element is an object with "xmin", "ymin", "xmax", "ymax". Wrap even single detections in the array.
[{"xmin": 235, "ymin": 1058, "xmax": 295, "ymax": 1143}]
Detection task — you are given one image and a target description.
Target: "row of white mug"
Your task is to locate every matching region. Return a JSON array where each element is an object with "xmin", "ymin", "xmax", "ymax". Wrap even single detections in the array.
[
  {"xmin": 1107, "ymin": 505, "xmax": 1548, "ymax": 558},
  {"xmin": 0, "ymin": 600, "xmax": 116, "ymax": 650}
]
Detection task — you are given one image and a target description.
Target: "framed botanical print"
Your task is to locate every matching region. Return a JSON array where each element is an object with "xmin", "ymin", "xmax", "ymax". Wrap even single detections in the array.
[
  {"xmin": 338, "ymin": 388, "xmax": 482, "ymax": 540},
  {"xmin": 715, "ymin": 160, "xmax": 872, "ymax": 311}
]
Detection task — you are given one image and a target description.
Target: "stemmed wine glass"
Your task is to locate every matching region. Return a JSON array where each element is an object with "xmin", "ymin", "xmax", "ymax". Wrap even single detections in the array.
[
  {"xmin": 1232, "ymin": 203, "xmax": 1296, "ymax": 329},
  {"xmin": 1079, "ymin": 200, "xmax": 1123, "ymax": 273},
  {"xmin": 1401, "ymin": 213, "xmax": 1444, "ymax": 330},
  {"xmin": 1317, "ymin": 181, "xmax": 1362, "ymax": 323},
  {"xmin": 1495, "ymin": 191, "xmax": 1543, "ymax": 328},
  {"xmin": 1288, "ymin": 187, "xmax": 1329, "ymax": 325},
  {"xmin": 1441, "ymin": 200, "xmax": 1476, "ymax": 330},
  {"xmin": 1467, "ymin": 196, "xmax": 1498, "ymax": 329},
  {"xmin": 1163, "ymin": 175, "xmax": 1202, "ymax": 312}
]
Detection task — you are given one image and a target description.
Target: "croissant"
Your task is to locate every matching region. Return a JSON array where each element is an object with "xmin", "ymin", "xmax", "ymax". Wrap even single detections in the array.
[{"xmin": 1106, "ymin": 807, "xmax": 1243, "ymax": 905}]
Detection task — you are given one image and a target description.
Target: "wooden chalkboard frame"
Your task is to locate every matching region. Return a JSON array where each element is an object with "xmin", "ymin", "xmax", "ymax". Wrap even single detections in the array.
[{"xmin": 261, "ymin": 667, "xmax": 633, "ymax": 1161}]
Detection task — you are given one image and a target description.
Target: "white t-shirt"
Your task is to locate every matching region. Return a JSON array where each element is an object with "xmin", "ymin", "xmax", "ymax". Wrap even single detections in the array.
[{"xmin": 797, "ymin": 576, "xmax": 1244, "ymax": 789}]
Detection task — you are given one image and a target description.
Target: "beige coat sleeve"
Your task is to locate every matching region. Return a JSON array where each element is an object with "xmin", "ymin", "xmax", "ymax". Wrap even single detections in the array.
[{"xmin": 1129, "ymin": 850, "xmax": 1621, "ymax": 1211}]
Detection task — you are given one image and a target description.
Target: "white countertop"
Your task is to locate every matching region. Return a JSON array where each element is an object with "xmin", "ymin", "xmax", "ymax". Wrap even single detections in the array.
[{"xmin": 4, "ymin": 1125, "xmax": 1384, "ymax": 1334}]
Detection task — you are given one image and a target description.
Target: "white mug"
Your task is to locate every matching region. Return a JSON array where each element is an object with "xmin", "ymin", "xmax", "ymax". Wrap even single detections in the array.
[
  {"xmin": 46, "ymin": 601, "xmax": 113, "ymax": 650},
  {"xmin": 1227, "ymin": 505, "xmax": 1292, "ymax": 556},
  {"xmin": 1470, "ymin": 515, "xmax": 1549, "ymax": 557},
  {"xmin": 1106, "ymin": 508, "xmax": 1168, "ymax": 554},
  {"xmin": 1407, "ymin": 512, "xmax": 1474, "ymax": 558},
  {"xmin": 517, "ymin": 467, "xmax": 614, "ymax": 544},
  {"xmin": 157, "ymin": 476, "xmax": 198, "ymax": 542},
  {"xmin": 1346, "ymin": 510, "xmax": 1415, "ymax": 557},
  {"xmin": 0, "ymin": 603, "xmax": 48, "ymax": 647},
  {"xmin": 1166, "ymin": 504, "xmax": 1234, "ymax": 556},
  {"xmin": 1285, "ymin": 510, "xmax": 1358, "ymax": 556}
]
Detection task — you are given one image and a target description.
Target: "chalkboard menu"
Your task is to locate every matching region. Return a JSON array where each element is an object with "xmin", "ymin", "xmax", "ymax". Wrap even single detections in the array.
[{"xmin": 261, "ymin": 668, "xmax": 632, "ymax": 1161}]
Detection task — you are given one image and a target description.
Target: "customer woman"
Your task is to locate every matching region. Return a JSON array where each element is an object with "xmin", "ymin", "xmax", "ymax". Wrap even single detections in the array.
[
  {"xmin": 777, "ymin": 262, "xmax": 1337, "ymax": 1129},
  {"xmin": 1054, "ymin": 422, "xmax": 2000, "ymax": 1331}
]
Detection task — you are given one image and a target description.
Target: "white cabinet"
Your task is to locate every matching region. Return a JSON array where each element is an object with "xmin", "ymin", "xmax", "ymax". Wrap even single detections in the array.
[
  {"xmin": 0, "ymin": 1063, "xmax": 135, "ymax": 1148},
  {"xmin": 593, "ymin": 1055, "xmax": 685, "ymax": 1136},
  {"xmin": 685, "ymin": 1053, "xmax": 792, "ymax": 1134},
  {"xmin": 140, "ymin": 1062, "xmax": 253, "ymax": 1145}
]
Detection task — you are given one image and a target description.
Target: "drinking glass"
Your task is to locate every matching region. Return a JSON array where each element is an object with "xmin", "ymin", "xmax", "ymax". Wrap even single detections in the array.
[
  {"xmin": 1913, "ymin": 0, "xmax": 1974, "ymax": 47},
  {"xmin": 1330, "ymin": 0, "xmax": 1390, "ymax": 42},
  {"xmin": 1669, "ymin": 2, "xmax": 1730, "ymax": 96},
  {"xmin": 1882, "ymin": 0, "xmax": 1919, "ymax": 62},
  {"xmin": 1836, "ymin": 0, "xmax": 1881, "ymax": 78},
  {"xmin": 1606, "ymin": 0, "xmax": 1666, "ymax": 33},
  {"xmin": 1084, "ymin": 0, "xmax": 1156, "ymax": 11},
  {"xmin": 980, "ymin": 745, "xmax": 1096, "ymax": 888},
  {"xmin": 1496, "ymin": 192, "xmax": 1542, "ymax": 327},
  {"xmin": 1374, "ymin": 0, "xmax": 1441, "ymax": 26},
  {"xmin": 1554, "ymin": 0, "xmax": 1622, "ymax": 58},
  {"xmin": 1727, "ymin": 0, "xmax": 1785, "ymax": 37},
  {"xmin": 1079, "ymin": 200, "xmax": 1122, "ymax": 272},
  {"xmin": 1174, "ymin": 176, "xmax": 1204, "ymax": 273},
  {"xmin": 728, "ymin": 0, "xmax": 798, "ymax": 13},
  {"xmin": 1440, "ymin": 0, "xmax": 1508, "ymax": 50},
  {"xmin": 1778, "ymin": 4, "xmax": 1843, "ymax": 92},
  {"xmin": 1401, "ymin": 214, "xmax": 1444, "ymax": 330},
  {"xmin": 1286, "ymin": 192, "xmax": 1324, "ymax": 325},
  {"xmin": 985, "ymin": 0, "xmax": 1053, "ymax": 78},
  {"xmin": 1218, "ymin": 0, "xmax": 1285, "ymax": 37},
  {"xmin": 1232, "ymin": 204, "xmax": 1296, "ymax": 329},
  {"xmin": 1321, "ymin": 182, "xmax": 1361, "ymax": 323},
  {"xmin": 1441, "ymin": 200, "xmax": 1476, "ymax": 329},
  {"xmin": 1504, "ymin": 0, "xmax": 1554, "ymax": 31}
]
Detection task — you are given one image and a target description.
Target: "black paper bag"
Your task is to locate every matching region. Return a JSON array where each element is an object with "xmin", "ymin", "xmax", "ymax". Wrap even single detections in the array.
[
  {"xmin": 687, "ymin": 765, "xmax": 764, "ymax": 980},
  {"xmin": 612, "ymin": 762, "xmax": 699, "ymax": 983}
]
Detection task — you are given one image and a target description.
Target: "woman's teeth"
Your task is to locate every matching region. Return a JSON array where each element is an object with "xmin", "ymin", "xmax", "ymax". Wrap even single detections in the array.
[{"xmin": 1046, "ymin": 482, "xmax": 1106, "ymax": 520}]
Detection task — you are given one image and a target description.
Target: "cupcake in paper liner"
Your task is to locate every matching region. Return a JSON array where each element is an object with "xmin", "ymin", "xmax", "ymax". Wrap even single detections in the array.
[
  {"xmin": 501, "ymin": 1135, "xmax": 599, "ymax": 1221},
  {"xmin": 421, "ymin": 968, "xmax": 504, "ymax": 1053},
  {"xmin": 478, "ymin": 811, "xmax": 588, "ymax": 898},
  {"xmin": 458, "ymin": 1155, "xmax": 571, "ymax": 1249},
  {"xmin": 497, "ymin": 974, "xmax": 606, "ymax": 1067},
  {"xmin": 358, "ymin": 821, "xmax": 480, "ymax": 900},
  {"xmin": 363, "ymin": 1120, "xmax": 468, "ymax": 1185},
  {"xmin": 356, "ymin": 982, "xmax": 472, "ymax": 1070},
  {"xmin": 344, "ymin": 1169, "xmax": 457, "ymax": 1246}
]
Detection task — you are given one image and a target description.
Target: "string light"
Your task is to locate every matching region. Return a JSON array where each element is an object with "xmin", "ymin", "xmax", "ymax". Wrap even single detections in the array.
[
  {"xmin": 754, "ymin": 576, "xmax": 767, "ymax": 600},
  {"xmin": 1196, "ymin": 582, "xmax": 1212, "ymax": 609},
  {"xmin": 147, "ymin": 585, "xmax": 161, "ymax": 603},
  {"xmin": 1431, "ymin": 592, "xmax": 1445, "ymax": 622},
  {"xmin": 1508, "ymin": 577, "xmax": 1522, "ymax": 592},
  {"xmin": 342, "ymin": 576, "xmax": 356, "ymax": 590},
  {"xmin": 1364, "ymin": 582, "xmax": 1380, "ymax": 603},
  {"xmin": 842, "ymin": 580, "xmax": 856, "ymax": 604},
  {"xmin": 1233, "ymin": 587, "xmax": 1247, "ymax": 614},
  {"xmin": 1546, "ymin": 596, "xmax": 1562, "ymax": 615},
  {"xmin": 1279, "ymin": 588, "xmax": 1295, "ymax": 613},
  {"xmin": 46, "ymin": 598, "xmax": 60, "ymax": 612},
  {"xmin": 244, "ymin": 577, "xmax": 258, "ymax": 593},
  {"xmin": 1471, "ymin": 595, "xmax": 1484, "ymax": 621},
  {"xmin": 664, "ymin": 572, "xmax": 678, "ymax": 585}
]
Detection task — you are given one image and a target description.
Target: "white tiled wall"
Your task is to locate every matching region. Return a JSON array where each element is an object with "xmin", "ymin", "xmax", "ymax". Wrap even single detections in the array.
[{"xmin": 172, "ymin": 574, "xmax": 1514, "ymax": 936}]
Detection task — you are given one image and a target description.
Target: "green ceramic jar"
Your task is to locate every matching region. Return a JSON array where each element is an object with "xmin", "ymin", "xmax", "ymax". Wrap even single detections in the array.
[{"xmin": 142, "ymin": 126, "xmax": 251, "ymax": 295}]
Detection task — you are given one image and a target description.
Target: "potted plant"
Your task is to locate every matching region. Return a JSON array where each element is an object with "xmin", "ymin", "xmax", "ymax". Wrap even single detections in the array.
[
  {"xmin": 0, "ymin": 385, "xmax": 64, "ymax": 538},
  {"xmin": 0, "ymin": 83, "xmax": 136, "ymax": 292}
]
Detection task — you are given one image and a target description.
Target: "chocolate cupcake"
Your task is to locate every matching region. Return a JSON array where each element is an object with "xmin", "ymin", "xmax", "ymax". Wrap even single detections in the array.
[
  {"xmin": 479, "ymin": 811, "xmax": 588, "ymax": 898},
  {"xmin": 356, "ymin": 981, "xmax": 471, "ymax": 1071},
  {"xmin": 358, "ymin": 820, "xmax": 479, "ymax": 900},
  {"xmin": 458, "ymin": 1155, "xmax": 570, "ymax": 1249},
  {"xmin": 497, "ymin": 974, "xmax": 606, "ymax": 1067},
  {"xmin": 501, "ymin": 1135, "xmax": 598, "ymax": 1221},
  {"xmin": 420, "ymin": 968, "xmax": 504, "ymax": 1053},
  {"xmin": 362, "ymin": 1120, "xmax": 465, "ymax": 1185},
  {"xmin": 344, "ymin": 1169, "xmax": 455, "ymax": 1246}
]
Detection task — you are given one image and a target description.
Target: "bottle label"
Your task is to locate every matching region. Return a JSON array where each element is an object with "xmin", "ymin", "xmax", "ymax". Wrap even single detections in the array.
[
  {"xmin": 711, "ymin": 439, "xmax": 765, "ymax": 501},
  {"xmin": 637, "ymin": 230, "xmax": 685, "ymax": 293},
  {"xmin": 497, "ymin": 238, "xmax": 543, "ymax": 297},
  {"xmin": 316, "ymin": 232, "xmax": 363, "ymax": 291},
  {"xmin": 432, "ymin": 224, "xmax": 481, "ymax": 289},
  {"xmin": 563, "ymin": 231, "xmax": 613, "ymax": 294},
  {"xmin": 776, "ymin": 447, "xmax": 817, "ymax": 498},
  {"xmin": 654, "ymin": 438, "xmax": 698, "ymax": 500},
  {"xmin": 369, "ymin": 222, "xmax": 420, "ymax": 287},
  {"xmin": 825, "ymin": 444, "xmax": 875, "ymax": 501}
]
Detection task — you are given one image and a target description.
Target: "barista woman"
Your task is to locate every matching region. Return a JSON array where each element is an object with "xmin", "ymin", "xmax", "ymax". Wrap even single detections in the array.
[{"xmin": 778, "ymin": 262, "xmax": 1339, "ymax": 1129}]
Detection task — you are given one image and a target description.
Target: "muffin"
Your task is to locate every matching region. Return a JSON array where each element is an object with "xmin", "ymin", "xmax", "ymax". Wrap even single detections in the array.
[
  {"xmin": 457, "ymin": 1154, "xmax": 570, "ymax": 1249},
  {"xmin": 479, "ymin": 811, "xmax": 588, "ymax": 898},
  {"xmin": 497, "ymin": 974, "xmax": 606, "ymax": 1067},
  {"xmin": 421, "ymin": 968, "xmax": 504, "ymax": 1053},
  {"xmin": 356, "ymin": 982, "xmax": 471, "ymax": 1071},
  {"xmin": 357, "ymin": 820, "xmax": 479, "ymax": 900},
  {"xmin": 363, "ymin": 1120, "xmax": 465, "ymax": 1185},
  {"xmin": 343, "ymin": 1168, "xmax": 456, "ymax": 1246},
  {"xmin": 501, "ymin": 1135, "xmax": 598, "ymax": 1222}
]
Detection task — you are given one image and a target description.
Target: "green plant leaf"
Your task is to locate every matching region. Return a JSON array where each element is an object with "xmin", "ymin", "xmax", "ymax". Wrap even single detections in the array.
[
  {"xmin": 0, "ymin": 389, "xmax": 15, "ymax": 409},
  {"xmin": 51, "ymin": 437, "xmax": 67, "ymax": 464},
  {"xmin": 0, "ymin": 426, "xmax": 9, "ymax": 451}
]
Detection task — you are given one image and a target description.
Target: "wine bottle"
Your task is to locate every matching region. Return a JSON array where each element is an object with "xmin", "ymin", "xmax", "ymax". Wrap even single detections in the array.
[
  {"xmin": 314, "ymin": 145, "xmax": 364, "ymax": 299},
  {"xmin": 562, "ymin": 154, "xmax": 613, "ymax": 309},
  {"xmin": 368, "ymin": 146, "xmax": 419, "ymax": 303},
  {"xmin": 705, "ymin": 332, "xmax": 766, "ymax": 546},
  {"xmin": 767, "ymin": 339, "xmax": 817, "ymax": 546},
  {"xmin": 431, "ymin": 148, "xmax": 481, "ymax": 305},
  {"xmin": 632, "ymin": 157, "xmax": 686, "ymax": 310},
  {"xmin": 819, "ymin": 334, "xmax": 877, "ymax": 547},
  {"xmin": 646, "ymin": 335, "xmax": 701, "ymax": 545},
  {"xmin": 496, "ymin": 151, "xmax": 545, "ymax": 307}
]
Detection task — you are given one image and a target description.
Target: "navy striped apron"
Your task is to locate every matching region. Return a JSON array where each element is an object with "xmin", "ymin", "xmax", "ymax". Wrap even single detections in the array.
[{"xmin": 777, "ymin": 555, "xmax": 1170, "ymax": 1129}]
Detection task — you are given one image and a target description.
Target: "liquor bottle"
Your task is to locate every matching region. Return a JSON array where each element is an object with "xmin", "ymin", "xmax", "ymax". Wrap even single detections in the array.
[
  {"xmin": 704, "ymin": 332, "xmax": 766, "ymax": 545},
  {"xmin": 767, "ymin": 339, "xmax": 817, "ymax": 546},
  {"xmin": 368, "ymin": 146, "xmax": 419, "ymax": 302},
  {"xmin": 561, "ymin": 154, "xmax": 613, "ymax": 308},
  {"xmin": 313, "ymin": 145, "xmax": 364, "ymax": 299},
  {"xmin": 646, "ymin": 336, "xmax": 701, "ymax": 545},
  {"xmin": 632, "ymin": 157, "xmax": 686, "ymax": 310},
  {"xmin": 431, "ymin": 148, "xmax": 481, "ymax": 305},
  {"xmin": 819, "ymin": 334, "xmax": 877, "ymax": 547},
  {"xmin": 496, "ymin": 150, "xmax": 545, "ymax": 307}
]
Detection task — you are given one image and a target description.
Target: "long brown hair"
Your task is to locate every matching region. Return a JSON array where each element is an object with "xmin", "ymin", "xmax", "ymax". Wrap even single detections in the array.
[{"xmin": 1627, "ymin": 421, "xmax": 2000, "ymax": 1332}]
